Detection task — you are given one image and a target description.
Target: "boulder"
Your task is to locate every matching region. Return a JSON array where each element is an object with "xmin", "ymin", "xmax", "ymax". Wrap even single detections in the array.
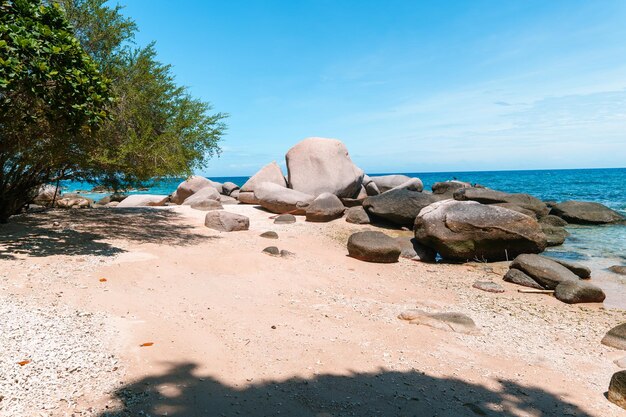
[
  {"xmin": 56, "ymin": 196, "xmax": 92, "ymax": 209},
  {"xmin": 399, "ymin": 310, "xmax": 478, "ymax": 334},
  {"xmin": 285, "ymin": 137, "xmax": 363, "ymax": 198},
  {"xmin": 182, "ymin": 187, "xmax": 221, "ymax": 206},
  {"xmin": 394, "ymin": 237, "xmax": 437, "ymax": 262},
  {"xmin": 608, "ymin": 371, "xmax": 626, "ymax": 410},
  {"xmin": 105, "ymin": 201, "xmax": 120, "ymax": 208},
  {"xmin": 255, "ymin": 182, "xmax": 314, "ymax": 214},
  {"xmin": 492, "ymin": 203, "xmax": 537, "ymax": 219},
  {"xmin": 363, "ymin": 189, "xmax": 440, "ymax": 227},
  {"xmin": 602, "ymin": 323, "xmax": 626, "ymax": 350},
  {"xmin": 539, "ymin": 214, "xmax": 568, "ymax": 227},
  {"xmin": 237, "ymin": 191, "xmax": 259, "ymax": 205},
  {"xmin": 305, "ymin": 192, "xmax": 345, "ymax": 222},
  {"xmin": 387, "ymin": 178, "xmax": 424, "ymax": 193},
  {"xmin": 222, "ymin": 182, "xmax": 240, "ymax": 196},
  {"xmin": 554, "ymin": 280, "xmax": 605, "ymax": 303},
  {"xmin": 414, "ymin": 200, "xmax": 547, "ymax": 262},
  {"xmin": 171, "ymin": 176, "xmax": 215, "ymax": 204},
  {"xmin": 240, "ymin": 162, "xmax": 287, "ymax": 193},
  {"xmin": 541, "ymin": 225, "xmax": 568, "ymax": 247},
  {"xmin": 219, "ymin": 195, "xmax": 239, "ymax": 205},
  {"xmin": 204, "ymin": 211, "xmax": 249, "ymax": 232},
  {"xmin": 347, "ymin": 231, "xmax": 401, "ymax": 263},
  {"xmin": 190, "ymin": 200, "xmax": 223, "ymax": 211},
  {"xmin": 365, "ymin": 181, "xmax": 380, "ymax": 196},
  {"xmin": 551, "ymin": 259, "xmax": 591, "ymax": 279},
  {"xmin": 116, "ymin": 194, "xmax": 168, "ymax": 208},
  {"xmin": 454, "ymin": 188, "xmax": 549, "ymax": 217},
  {"xmin": 550, "ymin": 200, "xmax": 624, "ymax": 224},
  {"xmin": 274, "ymin": 214, "xmax": 296, "ymax": 224},
  {"xmin": 230, "ymin": 189, "xmax": 240, "ymax": 199},
  {"xmin": 340, "ymin": 197, "xmax": 364, "ymax": 207},
  {"xmin": 503, "ymin": 268, "xmax": 544, "ymax": 290},
  {"xmin": 510, "ymin": 254, "xmax": 578, "ymax": 289},
  {"xmin": 97, "ymin": 193, "xmax": 127, "ymax": 205},
  {"xmin": 370, "ymin": 175, "xmax": 415, "ymax": 193},
  {"xmin": 33, "ymin": 184, "xmax": 61, "ymax": 204},
  {"xmin": 345, "ymin": 206, "xmax": 371, "ymax": 224},
  {"xmin": 432, "ymin": 180, "xmax": 471, "ymax": 196},
  {"xmin": 609, "ymin": 265, "xmax": 626, "ymax": 275}
]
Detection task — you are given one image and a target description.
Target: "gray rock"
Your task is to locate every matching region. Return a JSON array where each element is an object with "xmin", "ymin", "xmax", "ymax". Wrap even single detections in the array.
[
  {"xmin": 263, "ymin": 246, "xmax": 280, "ymax": 256},
  {"xmin": 255, "ymin": 182, "xmax": 314, "ymax": 214},
  {"xmin": 554, "ymin": 280, "xmax": 605, "ymax": 304},
  {"xmin": 363, "ymin": 189, "xmax": 440, "ymax": 227},
  {"xmin": 541, "ymin": 225, "xmax": 568, "ymax": 247},
  {"xmin": 472, "ymin": 281, "xmax": 505, "ymax": 293},
  {"xmin": 550, "ymin": 259, "xmax": 591, "ymax": 279},
  {"xmin": 116, "ymin": 194, "xmax": 168, "ymax": 208},
  {"xmin": 237, "ymin": 191, "xmax": 259, "ymax": 205},
  {"xmin": 182, "ymin": 187, "xmax": 221, "ymax": 206},
  {"xmin": 347, "ymin": 231, "xmax": 401, "ymax": 263},
  {"xmin": 432, "ymin": 180, "xmax": 471, "ymax": 196},
  {"xmin": 204, "ymin": 211, "xmax": 250, "ymax": 232},
  {"xmin": 190, "ymin": 199, "xmax": 223, "ymax": 211},
  {"xmin": 414, "ymin": 200, "xmax": 547, "ymax": 262},
  {"xmin": 230, "ymin": 190, "xmax": 240, "ymax": 199},
  {"xmin": 240, "ymin": 162, "xmax": 287, "ymax": 193},
  {"xmin": 394, "ymin": 237, "xmax": 437, "ymax": 262},
  {"xmin": 171, "ymin": 176, "xmax": 215, "ymax": 204},
  {"xmin": 340, "ymin": 197, "xmax": 365, "ymax": 207},
  {"xmin": 365, "ymin": 181, "xmax": 380, "ymax": 196},
  {"xmin": 260, "ymin": 231, "xmax": 278, "ymax": 239},
  {"xmin": 274, "ymin": 214, "xmax": 296, "ymax": 224},
  {"xmin": 398, "ymin": 310, "xmax": 478, "ymax": 334},
  {"xmin": 286, "ymin": 137, "xmax": 364, "ymax": 198},
  {"xmin": 602, "ymin": 323, "xmax": 626, "ymax": 350},
  {"xmin": 33, "ymin": 184, "xmax": 61, "ymax": 204},
  {"xmin": 492, "ymin": 203, "xmax": 537, "ymax": 219},
  {"xmin": 454, "ymin": 188, "xmax": 549, "ymax": 218},
  {"xmin": 550, "ymin": 200, "xmax": 624, "ymax": 224},
  {"xmin": 345, "ymin": 206, "xmax": 371, "ymax": 224},
  {"xmin": 503, "ymin": 268, "xmax": 544, "ymax": 290},
  {"xmin": 305, "ymin": 192, "xmax": 345, "ymax": 222},
  {"xmin": 510, "ymin": 254, "xmax": 578, "ymax": 290},
  {"xmin": 370, "ymin": 175, "xmax": 416, "ymax": 193},
  {"xmin": 387, "ymin": 178, "xmax": 424, "ymax": 193},
  {"xmin": 608, "ymin": 371, "xmax": 626, "ymax": 410},
  {"xmin": 539, "ymin": 214, "xmax": 568, "ymax": 227},
  {"xmin": 222, "ymin": 182, "xmax": 240, "ymax": 196},
  {"xmin": 609, "ymin": 265, "xmax": 626, "ymax": 275},
  {"xmin": 219, "ymin": 195, "xmax": 239, "ymax": 205}
]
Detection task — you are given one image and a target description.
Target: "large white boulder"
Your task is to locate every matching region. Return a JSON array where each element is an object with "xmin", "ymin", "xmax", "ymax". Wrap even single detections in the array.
[
  {"xmin": 171, "ymin": 176, "xmax": 214, "ymax": 204},
  {"xmin": 285, "ymin": 137, "xmax": 364, "ymax": 198},
  {"xmin": 254, "ymin": 182, "xmax": 314, "ymax": 214},
  {"xmin": 116, "ymin": 194, "xmax": 168, "ymax": 207},
  {"xmin": 240, "ymin": 162, "xmax": 286, "ymax": 193}
]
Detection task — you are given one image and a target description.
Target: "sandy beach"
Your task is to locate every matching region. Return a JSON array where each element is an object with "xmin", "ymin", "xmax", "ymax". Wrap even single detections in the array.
[{"xmin": 1, "ymin": 205, "xmax": 625, "ymax": 416}]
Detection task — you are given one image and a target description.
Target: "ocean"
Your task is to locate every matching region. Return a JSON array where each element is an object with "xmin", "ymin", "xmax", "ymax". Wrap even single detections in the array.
[{"xmin": 62, "ymin": 167, "xmax": 626, "ymax": 308}]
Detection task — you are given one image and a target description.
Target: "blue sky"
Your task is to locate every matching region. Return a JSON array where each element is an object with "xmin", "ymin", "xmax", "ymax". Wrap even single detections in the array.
[{"xmin": 120, "ymin": 0, "xmax": 626, "ymax": 176}]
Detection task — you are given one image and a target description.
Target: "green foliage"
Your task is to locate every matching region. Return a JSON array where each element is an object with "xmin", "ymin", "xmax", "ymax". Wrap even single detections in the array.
[{"xmin": 0, "ymin": 0, "xmax": 111, "ymax": 221}]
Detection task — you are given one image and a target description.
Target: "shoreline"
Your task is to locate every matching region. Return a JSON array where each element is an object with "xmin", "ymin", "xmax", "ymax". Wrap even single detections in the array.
[{"xmin": 1, "ymin": 205, "xmax": 625, "ymax": 416}]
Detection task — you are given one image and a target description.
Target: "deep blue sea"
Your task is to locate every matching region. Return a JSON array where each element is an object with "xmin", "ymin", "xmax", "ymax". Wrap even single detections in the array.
[{"xmin": 62, "ymin": 167, "xmax": 626, "ymax": 307}]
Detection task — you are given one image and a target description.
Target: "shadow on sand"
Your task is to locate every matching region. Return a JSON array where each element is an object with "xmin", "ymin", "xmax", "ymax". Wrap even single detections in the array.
[
  {"xmin": 0, "ymin": 208, "xmax": 213, "ymax": 259},
  {"xmin": 99, "ymin": 362, "xmax": 594, "ymax": 417}
]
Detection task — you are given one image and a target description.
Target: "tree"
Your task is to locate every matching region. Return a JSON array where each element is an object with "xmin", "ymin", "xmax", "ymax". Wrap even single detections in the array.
[
  {"xmin": 0, "ymin": 0, "xmax": 111, "ymax": 222},
  {"xmin": 57, "ymin": 0, "xmax": 226, "ymax": 191}
]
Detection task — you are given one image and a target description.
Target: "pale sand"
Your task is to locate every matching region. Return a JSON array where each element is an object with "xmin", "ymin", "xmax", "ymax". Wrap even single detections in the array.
[{"xmin": 1, "ymin": 205, "xmax": 625, "ymax": 416}]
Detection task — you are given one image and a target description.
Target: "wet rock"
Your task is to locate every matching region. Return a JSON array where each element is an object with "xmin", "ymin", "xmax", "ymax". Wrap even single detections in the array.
[
  {"xmin": 602, "ymin": 323, "xmax": 626, "ymax": 350},
  {"xmin": 554, "ymin": 280, "xmax": 605, "ymax": 303},
  {"xmin": 608, "ymin": 370, "xmax": 626, "ymax": 410},
  {"xmin": 345, "ymin": 206, "xmax": 371, "ymax": 224},
  {"xmin": 503, "ymin": 268, "xmax": 544, "ymax": 290},
  {"xmin": 541, "ymin": 225, "xmax": 569, "ymax": 247},
  {"xmin": 472, "ymin": 281, "xmax": 505, "ymax": 293},
  {"xmin": 260, "ymin": 231, "xmax": 278, "ymax": 239},
  {"xmin": 399, "ymin": 310, "xmax": 478, "ymax": 334},
  {"xmin": 550, "ymin": 200, "xmax": 624, "ymax": 224},
  {"xmin": 204, "ymin": 211, "xmax": 249, "ymax": 232},
  {"xmin": 609, "ymin": 265, "xmax": 626, "ymax": 275},
  {"xmin": 347, "ymin": 231, "xmax": 401, "ymax": 263},
  {"xmin": 305, "ymin": 192, "xmax": 345, "ymax": 222},
  {"xmin": 510, "ymin": 254, "xmax": 578, "ymax": 290},
  {"xmin": 274, "ymin": 214, "xmax": 296, "ymax": 224}
]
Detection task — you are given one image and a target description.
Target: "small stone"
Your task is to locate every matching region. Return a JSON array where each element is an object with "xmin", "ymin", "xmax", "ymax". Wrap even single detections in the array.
[
  {"xmin": 602, "ymin": 323, "xmax": 626, "ymax": 350},
  {"xmin": 274, "ymin": 214, "xmax": 296, "ymax": 224},
  {"xmin": 472, "ymin": 281, "xmax": 505, "ymax": 293},
  {"xmin": 615, "ymin": 356, "xmax": 626, "ymax": 369},
  {"xmin": 609, "ymin": 265, "xmax": 626, "ymax": 275},
  {"xmin": 347, "ymin": 231, "xmax": 401, "ymax": 263},
  {"xmin": 503, "ymin": 268, "xmax": 544, "ymax": 290},
  {"xmin": 554, "ymin": 280, "xmax": 606, "ymax": 304},
  {"xmin": 260, "ymin": 231, "xmax": 278, "ymax": 239},
  {"xmin": 280, "ymin": 250, "xmax": 294, "ymax": 258},
  {"xmin": 262, "ymin": 246, "xmax": 280, "ymax": 256},
  {"xmin": 608, "ymin": 371, "xmax": 626, "ymax": 410},
  {"xmin": 345, "ymin": 206, "xmax": 371, "ymax": 224}
]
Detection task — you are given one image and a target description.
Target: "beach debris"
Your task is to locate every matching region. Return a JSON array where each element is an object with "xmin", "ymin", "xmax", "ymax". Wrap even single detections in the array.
[
  {"xmin": 399, "ymin": 309, "xmax": 479, "ymax": 335},
  {"xmin": 260, "ymin": 231, "xmax": 278, "ymax": 239},
  {"xmin": 347, "ymin": 231, "xmax": 401, "ymax": 263},
  {"xmin": 608, "ymin": 370, "xmax": 626, "ymax": 410},
  {"xmin": 472, "ymin": 281, "xmax": 505, "ymax": 293},
  {"xmin": 305, "ymin": 192, "xmax": 345, "ymax": 222},
  {"xmin": 602, "ymin": 323, "xmax": 626, "ymax": 350},
  {"xmin": 17, "ymin": 360, "xmax": 30, "ymax": 366},
  {"xmin": 273, "ymin": 213, "xmax": 296, "ymax": 224},
  {"xmin": 554, "ymin": 280, "xmax": 606, "ymax": 304},
  {"xmin": 139, "ymin": 342, "xmax": 154, "ymax": 347},
  {"xmin": 99, "ymin": 278, "xmax": 107, "ymax": 282},
  {"xmin": 345, "ymin": 206, "xmax": 371, "ymax": 224},
  {"xmin": 204, "ymin": 211, "xmax": 249, "ymax": 232}
]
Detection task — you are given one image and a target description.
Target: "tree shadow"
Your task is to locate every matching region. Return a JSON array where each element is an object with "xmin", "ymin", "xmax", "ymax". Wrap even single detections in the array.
[
  {"xmin": 0, "ymin": 208, "xmax": 214, "ymax": 259},
  {"xmin": 99, "ymin": 362, "xmax": 596, "ymax": 417}
]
